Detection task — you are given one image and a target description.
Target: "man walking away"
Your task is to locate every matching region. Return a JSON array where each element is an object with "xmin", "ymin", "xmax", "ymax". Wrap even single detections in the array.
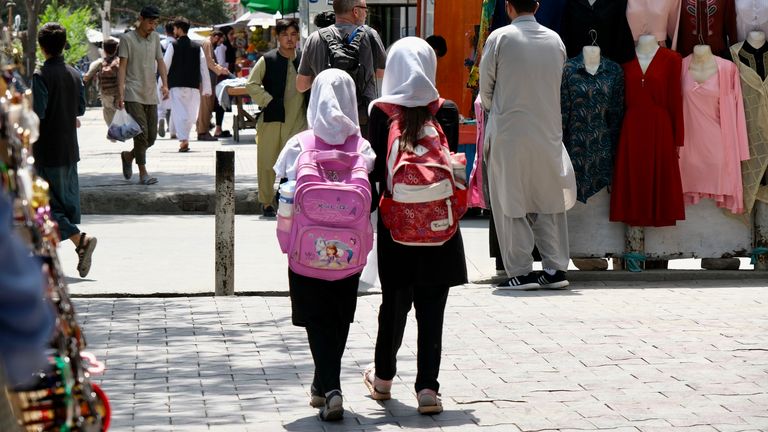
[
  {"xmin": 83, "ymin": 38, "xmax": 120, "ymax": 130},
  {"xmin": 196, "ymin": 30, "xmax": 229, "ymax": 141},
  {"xmin": 32, "ymin": 22, "xmax": 97, "ymax": 277},
  {"xmin": 164, "ymin": 17, "xmax": 212, "ymax": 152},
  {"xmin": 246, "ymin": 18, "xmax": 308, "ymax": 217},
  {"xmin": 296, "ymin": 0, "xmax": 386, "ymax": 139},
  {"xmin": 479, "ymin": 0, "xmax": 577, "ymax": 290},
  {"xmin": 117, "ymin": 5, "xmax": 169, "ymax": 185}
]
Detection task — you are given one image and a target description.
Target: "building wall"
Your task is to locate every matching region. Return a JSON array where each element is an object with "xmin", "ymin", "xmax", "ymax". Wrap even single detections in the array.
[{"xmin": 432, "ymin": 0, "xmax": 481, "ymax": 118}]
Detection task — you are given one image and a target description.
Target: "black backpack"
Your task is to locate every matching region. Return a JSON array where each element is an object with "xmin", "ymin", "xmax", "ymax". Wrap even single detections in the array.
[{"xmin": 319, "ymin": 26, "xmax": 369, "ymax": 113}]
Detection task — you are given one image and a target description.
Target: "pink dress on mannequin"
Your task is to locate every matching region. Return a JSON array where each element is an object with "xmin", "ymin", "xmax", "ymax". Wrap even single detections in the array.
[
  {"xmin": 626, "ymin": 0, "xmax": 682, "ymax": 49},
  {"xmin": 679, "ymin": 55, "xmax": 750, "ymax": 214}
]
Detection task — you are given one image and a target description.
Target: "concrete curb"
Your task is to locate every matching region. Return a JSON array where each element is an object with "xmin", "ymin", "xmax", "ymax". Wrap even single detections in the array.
[{"xmin": 80, "ymin": 188, "xmax": 263, "ymax": 214}]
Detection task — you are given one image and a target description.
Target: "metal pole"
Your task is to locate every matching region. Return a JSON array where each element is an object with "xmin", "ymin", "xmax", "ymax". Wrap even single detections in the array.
[{"xmin": 215, "ymin": 151, "xmax": 235, "ymax": 295}]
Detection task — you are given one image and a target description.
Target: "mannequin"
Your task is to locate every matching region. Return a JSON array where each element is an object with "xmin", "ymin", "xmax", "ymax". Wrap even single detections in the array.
[
  {"xmin": 746, "ymin": 30, "xmax": 767, "ymax": 49},
  {"xmin": 583, "ymin": 45, "xmax": 601, "ymax": 75},
  {"xmin": 587, "ymin": 0, "xmax": 596, "ymax": 5},
  {"xmin": 689, "ymin": 45, "xmax": 718, "ymax": 83},
  {"xmin": 636, "ymin": 34, "xmax": 659, "ymax": 73}
]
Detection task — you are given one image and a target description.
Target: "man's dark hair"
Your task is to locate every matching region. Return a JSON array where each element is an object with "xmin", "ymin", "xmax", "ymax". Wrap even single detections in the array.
[
  {"xmin": 220, "ymin": 25, "xmax": 233, "ymax": 36},
  {"xmin": 425, "ymin": 35, "xmax": 447, "ymax": 58},
  {"xmin": 333, "ymin": 0, "xmax": 357, "ymax": 15},
  {"xmin": 506, "ymin": 0, "xmax": 538, "ymax": 13},
  {"xmin": 164, "ymin": 21, "xmax": 174, "ymax": 35},
  {"xmin": 174, "ymin": 17, "xmax": 191, "ymax": 34},
  {"xmin": 103, "ymin": 39, "xmax": 119, "ymax": 56},
  {"xmin": 211, "ymin": 29, "xmax": 224, "ymax": 38},
  {"xmin": 275, "ymin": 18, "xmax": 299, "ymax": 35},
  {"xmin": 38, "ymin": 22, "xmax": 67, "ymax": 57},
  {"xmin": 314, "ymin": 11, "xmax": 336, "ymax": 28}
]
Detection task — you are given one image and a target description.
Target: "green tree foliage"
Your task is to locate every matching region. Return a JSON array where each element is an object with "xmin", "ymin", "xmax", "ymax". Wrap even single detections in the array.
[
  {"xmin": 50, "ymin": 0, "xmax": 232, "ymax": 26},
  {"xmin": 38, "ymin": 1, "xmax": 94, "ymax": 65}
]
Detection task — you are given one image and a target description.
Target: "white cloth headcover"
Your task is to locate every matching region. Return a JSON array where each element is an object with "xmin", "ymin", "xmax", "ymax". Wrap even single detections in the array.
[
  {"xmin": 369, "ymin": 36, "xmax": 439, "ymax": 113},
  {"xmin": 307, "ymin": 68, "xmax": 360, "ymax": 145}
]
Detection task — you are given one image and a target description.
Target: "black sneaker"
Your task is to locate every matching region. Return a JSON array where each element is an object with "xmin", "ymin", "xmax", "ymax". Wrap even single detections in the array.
[
  {"xmin": 537, "ymin": 270, "xmax": 570, "ymax": 289},
  {"xmin": 262, "ymin": 206, "xmax": 276, "ymax": 218},
  {"xmin": 496, "ymin": 271, "xmax": 540, "ymax": 290},
  {"xmin": 309, "ymin": 384, "xmax": 325, "ymax": 408},
  {"xmin": 319, "ymin": 390, "xmax": 343, "ymax": 421}
]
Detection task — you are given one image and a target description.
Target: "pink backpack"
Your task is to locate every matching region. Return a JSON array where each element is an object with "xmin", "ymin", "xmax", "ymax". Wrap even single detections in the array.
[
  {"xmin": 376, "ymin": 101, "xmax": 467, "ymax": 246},
  {"xmin": 285, "ymin": 131, "xmax": 373, "ymax": 281}
]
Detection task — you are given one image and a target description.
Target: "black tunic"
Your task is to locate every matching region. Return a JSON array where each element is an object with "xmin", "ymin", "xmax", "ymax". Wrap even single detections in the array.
[
  {"xmin": 560, "ymin": 0, "xmax": 636, "ymax": 64},
  {"xmin": 288, "ymin": 270, "xmax": 359, "ymax": 327},
  {"xmin": 369, "ymin": 101, "xmax": 468, "ymax": 289}
]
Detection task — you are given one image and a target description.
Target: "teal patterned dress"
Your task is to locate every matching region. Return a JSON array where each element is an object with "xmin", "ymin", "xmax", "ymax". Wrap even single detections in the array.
[{"xmin": 561, "ymin": 53, "xmax": 624, "ymax": 203}]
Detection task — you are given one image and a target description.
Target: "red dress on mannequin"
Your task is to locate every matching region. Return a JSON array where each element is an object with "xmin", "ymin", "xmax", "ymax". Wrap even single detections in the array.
[{"xmin": 610, "ymin": 47, "xmax": 686, "ymax": 227}]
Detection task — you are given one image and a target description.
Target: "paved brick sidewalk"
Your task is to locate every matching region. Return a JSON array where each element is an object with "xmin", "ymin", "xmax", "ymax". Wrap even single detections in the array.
[{"xmin": 75, "ymin": 282, "xmax": 768, "ymax": 432}]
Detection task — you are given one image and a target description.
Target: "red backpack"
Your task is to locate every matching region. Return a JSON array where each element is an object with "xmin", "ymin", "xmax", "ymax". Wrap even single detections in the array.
[{"xmin": 377, "ymin": 101, "xmax": 467, "ymax": 246}]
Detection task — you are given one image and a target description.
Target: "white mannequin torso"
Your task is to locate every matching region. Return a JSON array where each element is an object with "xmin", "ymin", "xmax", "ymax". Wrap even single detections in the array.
[
  {"xmin": 689, "ymin": 44, "xmax": 718, "ymax": 83},
  {"xmin": 583, "ymin": 46, "xmax": 601, "ymax": 75},
  {"xmin": 636, "ymin": 34, "xmax": 659, "ymax": 74},
  {"xmin": 746, "ymin": 30, "xmax": 767, "ymax": 49},
  {"xmin": 587, "ymin": 0, "xmax": 597, "ymax": 5}
]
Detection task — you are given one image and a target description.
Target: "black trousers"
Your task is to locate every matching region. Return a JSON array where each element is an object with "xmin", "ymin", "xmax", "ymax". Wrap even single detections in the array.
[
  {"xmin": 374, "ymin": 283, "xmax": 449, "ymax": 393},
  {"xmin": 306, "ymin": 321, "xmax": 351, "ymax": 395}
]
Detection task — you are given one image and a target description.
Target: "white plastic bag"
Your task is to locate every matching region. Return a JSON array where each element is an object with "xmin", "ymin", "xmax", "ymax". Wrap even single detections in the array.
[{"xmin": 107, "ymin": 109, "xmax": 142, "ymax": 142}]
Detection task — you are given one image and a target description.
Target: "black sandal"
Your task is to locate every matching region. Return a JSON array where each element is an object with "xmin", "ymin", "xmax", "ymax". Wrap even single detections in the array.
[{"xmin": 75, "ymin": 233, "xmax": 98, "ymax": 278}]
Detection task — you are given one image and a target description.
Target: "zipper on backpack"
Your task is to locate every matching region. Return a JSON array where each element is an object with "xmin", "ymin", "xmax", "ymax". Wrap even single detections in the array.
[{"xmin": 446, "ymin": 198, "xmax": 453, "ymax": 226}]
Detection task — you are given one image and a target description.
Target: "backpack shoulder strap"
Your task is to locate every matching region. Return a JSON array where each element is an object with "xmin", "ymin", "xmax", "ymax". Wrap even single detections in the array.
[{"xmin": 319, "ymin": 27, "xmax": 341, "ymax": 49}]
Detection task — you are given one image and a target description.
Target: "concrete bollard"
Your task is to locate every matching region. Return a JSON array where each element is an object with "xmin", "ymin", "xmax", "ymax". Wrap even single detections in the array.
[{"xmin": 215, "ymin": 151, "xmax": 235, "ymax": 295}]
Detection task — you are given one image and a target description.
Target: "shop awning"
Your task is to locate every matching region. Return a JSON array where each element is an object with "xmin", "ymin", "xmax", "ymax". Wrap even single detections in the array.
[
  {"xmin": 216, "ymin": 11, "xmax": 281, "ymax": 28},
  {"xmin": 241, "ymin": 0, "xmax": 298, "ymax": 14}
]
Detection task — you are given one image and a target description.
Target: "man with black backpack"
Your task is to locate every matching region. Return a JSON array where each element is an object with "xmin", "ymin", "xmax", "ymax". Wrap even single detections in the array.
[{"xmin": 296, "ymin": 0, "xmax": 386, "ymax": 139}]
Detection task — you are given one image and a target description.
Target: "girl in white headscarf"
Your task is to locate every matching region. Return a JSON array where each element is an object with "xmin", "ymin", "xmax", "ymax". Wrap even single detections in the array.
[
  {"xmin": 273, "ymin": 69, "xmax": 374, "ymax": 422},
  {"xmin": 362, "ymin": 37, "xmax": 467, "ymax": 415}
]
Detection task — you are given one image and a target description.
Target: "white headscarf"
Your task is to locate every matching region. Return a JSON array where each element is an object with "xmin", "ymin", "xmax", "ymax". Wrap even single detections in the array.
[
  {"xmin": 369, "ymin": 37, "xmax": 439, "ymax": 113},
  {"xmin": 307, "ymin": 69, "xmax": 360, "ymax": 145}
]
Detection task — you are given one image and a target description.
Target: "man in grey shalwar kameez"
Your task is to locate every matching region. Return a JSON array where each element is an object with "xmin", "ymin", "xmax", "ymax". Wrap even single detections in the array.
[{"xmin": 479, "ymin": 0, "xmax": 577, "ymax": 290}]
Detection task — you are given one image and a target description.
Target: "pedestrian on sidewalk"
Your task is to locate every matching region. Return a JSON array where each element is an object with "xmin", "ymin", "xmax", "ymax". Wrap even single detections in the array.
[
  {"xmin": 273, "ymin": 69, "xmax": 375, "ymax": 422},
  {"xmin": 246, "ymin": 18, "xmax": 308, "ymax": 217},
  {"xmin": 82, "ymin": 38, "xmax": 120, "ymax": 131},
  {"xmin": 157, "ymin": 20, "xmax": 176, "ymax": 139},
  {"xmin": 296, "ymin": 0, "xmax": 387, "ymax": 139},
  {"xmin": 479, "ymin": 0, "xmax": 576, "ymax": 290},
  {"xmin": 116, "ymin": 5, "xmax": 169, "ymax": 185},
  {"xmin": 363, "ymin": 37, "xmax": 467, "ymax": 415},
  {"xmin": 196, "ymin": 30, "xmax": 229, "ymax": 142},
  {"xmin": 163, "ymin": 17, "xmax": 212, "ymax": 152},
  {"xmin": 212, "ymin": 26, "xmax": 236, "ymax": 139},
  {"xmin": 32, "ymin": 22, "xmax": 98, "ymax": 277}
]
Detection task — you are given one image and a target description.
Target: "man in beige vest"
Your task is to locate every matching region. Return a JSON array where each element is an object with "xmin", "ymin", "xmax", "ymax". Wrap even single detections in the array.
[{"xmin": 196, "ymin": 30, "xmax": 229, "ymax": 141}]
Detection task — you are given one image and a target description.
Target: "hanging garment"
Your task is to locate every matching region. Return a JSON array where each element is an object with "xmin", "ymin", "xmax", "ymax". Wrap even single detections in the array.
[
  {"xmin": 610, "ymin": 47, "xmax": 686, "ymax": 227},
  {"xmin": 679, "ymin": 55, "xmax": 749, "ymax": 213},
  {"xmin": 735, "ymin": 0, "xmax": 768, "ymax": 41},
  {"xmin": 560, "ymin": 0, "xmax": 636, "ymax": 63},
  {"xmin": 468, "ymin": 96, "xmax": 488, "ymax": 209},
  {"xmin": 561, "ymin": 53, "xmax": 625, "ymax": 203},
  {"xmin": 737, "ymin": 37, "xmax": 768, "ymax": 79},
  {"xmin": 677, "ymin": 0, "xmax": 738, "ymax": 58},
  {"xmin": 468, "ymin": 0, "xmax": 498, "ymax": 90},
  {"xmin": 627, "ymin": 0, "xmax": 683, "ymax": 49},
  {"xmin": 535, "ymin": 0, "xmax": 566, "ymax": 33},
  {"xmin": 730, "ymin": 41, "xmax": 768, "ymax": 219}
]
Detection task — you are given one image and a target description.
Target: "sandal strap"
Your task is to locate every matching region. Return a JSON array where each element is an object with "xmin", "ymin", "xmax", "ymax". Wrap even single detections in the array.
[{"xmin": 77, "ymin": 233, "xmax": 87, "ymax": 251}]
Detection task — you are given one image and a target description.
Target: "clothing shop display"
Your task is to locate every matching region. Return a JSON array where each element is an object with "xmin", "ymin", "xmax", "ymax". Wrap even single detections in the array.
[
  {"xmin": 535, "ymin": 0, "xmax": 566, "ymax": 32},
  {"xmin": 610, "ymin": 47, "xmax": 686, "ymax": 227},
  {"xmin": 679, "ymin": 54, "xmax": 749, "ymax": 213},
  {"xmin": 560, "ymin": 0, "xmax": 636, "ymax": 63},
  {"xmin": 735, "ymin": 0, "xmax": 768, "ymax": 41},
  {"xmin": 731, "ymin": 41, "xmax": 768, "ymax": 218},
  {"xmin": 561, "ymin": 53, "xmax": 625, "ymax": 203},
  {"xmin": 677, "ymin": 0, "xmax": 738, "ymax": 57},
  {"xmin": 626, "ymin": 0, "xmax": 682, "ymax": 49},
  {"xmin": 738, "ymin": 37, "xmax": 768, "ymax": 79}
]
